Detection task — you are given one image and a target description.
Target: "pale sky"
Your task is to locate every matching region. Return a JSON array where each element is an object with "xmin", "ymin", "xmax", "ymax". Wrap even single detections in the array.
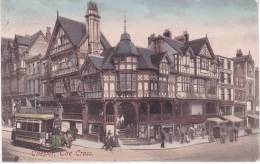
[{"xmin": 1, "ymin": 0, "xmax": 259, "ymax": 66}]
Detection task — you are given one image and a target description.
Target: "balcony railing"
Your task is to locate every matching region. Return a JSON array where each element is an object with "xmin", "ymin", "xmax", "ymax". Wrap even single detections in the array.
[
  {"xmin": 87, "ymin": 115, "xmax": 103, "ymax": 123},
  {"xmin": 62, "ymin": 113, "xmax": 82, "ymax": 120},
  {"xmin": 162, "ymin": 114, "xmax": 173, "ymax": 120},
  {"xmin": 51, "ymin": 67, "xmax": 78, "ymax": 77},
  {"xmin": 39, "ymin": 96, "xmax": 54, "ymax": 102},
  {"xmin": 105, "ymin": 115, "xmax": 114, "ymax": 123},
  {"xmin": 150, "ymin": 114, "xmax": 162, "ymax": 122}
]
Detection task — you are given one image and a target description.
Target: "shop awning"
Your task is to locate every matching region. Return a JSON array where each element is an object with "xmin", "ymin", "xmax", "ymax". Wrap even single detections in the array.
[
  {"xmin": 15, "ymin": 113, "xmax": 54, "ymax": 120},
  {"xmin": 207, "ymin": 117, "xmax": 227, "ymax": 124},
  {"xmin": 222, "ymin": 115, "xmax": 243, "ymax": 123},
  {"xmin": 247, "ymin": 114, "xmax": 259, "ymax": 120}
]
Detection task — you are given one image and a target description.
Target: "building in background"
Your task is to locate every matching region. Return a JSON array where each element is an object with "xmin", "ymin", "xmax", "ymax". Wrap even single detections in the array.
[
  {"xmin": 23, "ymin": 30, "xmax": 49, "ymax": 113},
  {"xmin": 217, "ymin": 55, "xmax": 234, "ymax": 116},
  {"xmin": 1, "ymin": 37, "xmax": 14, "ymax": 126},
  {"xmin": 233, "ymin": 49, "xmax": 256, "ymax": 126}
]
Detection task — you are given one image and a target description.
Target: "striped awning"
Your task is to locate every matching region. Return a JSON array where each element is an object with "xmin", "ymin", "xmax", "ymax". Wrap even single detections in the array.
[
  {"xmin": 222, "ymin": 115, "xmax": 243, "ymax": 123},
  {"xmin": 15, "ymin": 113, "xmax": 54, "ymax": 120},
  {"xmin": 207, "ymin": 117, "xmax": 227, "ymax": 124}
]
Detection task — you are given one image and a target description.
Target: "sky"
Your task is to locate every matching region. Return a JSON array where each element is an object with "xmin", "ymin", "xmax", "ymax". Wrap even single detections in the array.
[{"xmin": 1, "ymin": 0, "xmax": 259, "ymax": 66}]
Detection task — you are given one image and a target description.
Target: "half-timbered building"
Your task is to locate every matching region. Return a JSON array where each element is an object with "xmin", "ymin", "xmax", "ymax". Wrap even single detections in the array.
[{"xmin": 43, "ymin": 1, "xmax": 111, "ymax": 135}]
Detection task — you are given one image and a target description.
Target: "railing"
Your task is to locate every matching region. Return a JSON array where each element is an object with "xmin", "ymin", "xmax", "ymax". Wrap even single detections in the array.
[
  {"xmin": 150, "ymin": 114, "xmax": 162, "ymax": 122},
  {"xmin": 162, "ymin": 114, "xmax": 173, "ymax": 120},
  {"xmin": 51, "ymin": 67, "xmax": 78, "ymax": 77},
  {"xmin": 62, "ymin": 113, "xmax": 82, "ymax": 120},
  {"xmin": 105, "ymin": 115, "xmax": 114, "ymax": 123},
  {"xmin": 87, "ymin": 115, "xmax": 103, "ymax": 123},
  {"xmin": 39, "ymin": 96, "xmax": 54, "ymax": 102},
  {"xmin": 139, "ymin": 115, "xmax": 148, "ymax": 123}
]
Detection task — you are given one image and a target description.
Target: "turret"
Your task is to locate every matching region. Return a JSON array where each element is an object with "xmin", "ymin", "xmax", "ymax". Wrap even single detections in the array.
[{"xmin": 85, "ymin": 1, "xmax": 101, "ymax": 55}]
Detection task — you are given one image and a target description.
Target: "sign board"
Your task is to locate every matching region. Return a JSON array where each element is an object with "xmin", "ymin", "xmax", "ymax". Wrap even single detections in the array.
[
  {"xmin": 191, "ymin": 104, "xmax": 203, "ymax": 115},
  {"xmin": 61, "ymin": 121, "xmax": 70, "ymax": 132},
  {"xmin": 76, "ymin": 122, "xmax": 82, "ymax": 135},
  {"xmin": 247, "ymin": 101, "xmax": 252, "ymax": 111}
]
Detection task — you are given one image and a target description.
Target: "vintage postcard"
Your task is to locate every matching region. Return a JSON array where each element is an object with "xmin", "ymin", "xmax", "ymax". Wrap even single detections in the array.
[{"xmin": 1, "ymin": 0, "xmax": 259, "ymax": 162}]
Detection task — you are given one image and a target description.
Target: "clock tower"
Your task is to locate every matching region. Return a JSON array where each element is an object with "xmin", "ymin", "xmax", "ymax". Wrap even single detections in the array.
[{"xmin": 85, "ymin": 1, "xmax": 102, "ymax": 55}]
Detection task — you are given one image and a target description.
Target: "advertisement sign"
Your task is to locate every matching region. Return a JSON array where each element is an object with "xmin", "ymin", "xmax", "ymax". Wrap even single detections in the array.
[
  {"xmin": 76, "ymin": 122, "xmax": 82, "ymax": 135},
  {"xmin": 61, "ymin": 121, "xmax": 70, "ymax": 132}
]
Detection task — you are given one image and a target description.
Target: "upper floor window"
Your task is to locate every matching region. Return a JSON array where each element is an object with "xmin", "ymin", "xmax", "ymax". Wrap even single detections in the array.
[
  {"xmin": 104, "ymin": 74, "xmax": 116, "ymax": 98},
  {"xmin": 200, "ymin": 58, "xmax": 209, "ymax": 70},
  {"xmin": 118, "ymin": 57, "xmax": 137, "ymax": 71},
  {"xmin": 219, "ymin": 59, "xmax": 224, "ymax": 69},
  {"xmin": 227, "ymin": 60, "xmax": 231, "ymax": 70},
  {"xmin": 160, "ymin": 57, "xmax": 169, "ymax": 74},
  {"xmin": 221, "ymin": 88, "xmax": 225, "ymax": 100},
  {"xmin": 227, "ymin": 74, "xmax": 231, "ymax": 84},
  {"xmin": 227, "ymin": 89, "xmax": 231, "ymax": 101},
  {"xmin": 117, "ymin": 73, "xmax": 136, "ymax": 92},
  {"xmin": 220, "ymin": 72, "xmax": 224, "ymax": 83}
]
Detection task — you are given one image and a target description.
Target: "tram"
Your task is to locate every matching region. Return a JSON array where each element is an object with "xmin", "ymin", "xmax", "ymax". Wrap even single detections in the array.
[{"xmin": 11, "ymin": 113, "xmax": 64, "ymax": 151}]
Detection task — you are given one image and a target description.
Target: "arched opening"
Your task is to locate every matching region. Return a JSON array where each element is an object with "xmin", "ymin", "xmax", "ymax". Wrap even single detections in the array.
[
  {"xmin": 118, "ymin": 102, "xmax": 136, "ymax": 128},
  {"xmin": 163, "ymin": 101, "xmax": 172, "ymax": 114},
  {"xmin": 106, "ymin": 103, "xmax": 114, "ymax": 115},
  {"xmin": 105, "ymin": 103, "xmax": 114, "ymax": 123},
  {"xmin": 88, "ymin": 101, "xmax": 103, "ymax": 115}
]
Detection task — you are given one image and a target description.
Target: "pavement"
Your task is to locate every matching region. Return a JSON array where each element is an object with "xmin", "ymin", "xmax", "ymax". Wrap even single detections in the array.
[{"xmin": 3, "ymin": 126, "xmax": 259, "ymax": 150}]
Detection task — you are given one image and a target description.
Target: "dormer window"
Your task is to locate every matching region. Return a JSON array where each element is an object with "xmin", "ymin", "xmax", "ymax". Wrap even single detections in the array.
[{"xmin": 118, "ymin": 57, "xmax": 137, "ymax": 71}]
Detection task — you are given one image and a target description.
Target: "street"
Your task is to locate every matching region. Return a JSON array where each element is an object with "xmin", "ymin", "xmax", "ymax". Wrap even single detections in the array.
[{"xmin": 2, "ymin": 130, "xmax": 259, "ymax": 162}]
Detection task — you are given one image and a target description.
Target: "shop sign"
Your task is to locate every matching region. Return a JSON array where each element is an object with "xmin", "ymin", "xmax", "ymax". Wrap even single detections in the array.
[{"xmin": 76, "ymin": 122, "xmax": 82, "ymax": 135}]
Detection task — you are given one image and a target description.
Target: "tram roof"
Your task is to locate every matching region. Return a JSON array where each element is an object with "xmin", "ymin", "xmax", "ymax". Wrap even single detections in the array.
[{"xmin": 15, "ymin": 113, "xmax": 55, "ymax": 120}]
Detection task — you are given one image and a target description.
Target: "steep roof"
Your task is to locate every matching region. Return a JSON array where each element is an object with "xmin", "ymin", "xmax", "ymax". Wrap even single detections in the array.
[
  {"xmin": 1, "ymin": 37, "xmax": 13, "ymax": 52},
  {"xmin": 89, "ymin": 55, "xmax": 104, "ymax": 70},
  {"xmin": 15, "ymin": 34, "xmax": 31, "ymax": 46},
  {"xmin": 57, "ymin": 16, "xmax": 111, "ymax": 49},
  {"xmin": 232, "ymin": 54, "xmax": 254, "ymax": 64},
  {"xmin": 114, "ymin": 32, "xmax": 139, "ymax": 57}
]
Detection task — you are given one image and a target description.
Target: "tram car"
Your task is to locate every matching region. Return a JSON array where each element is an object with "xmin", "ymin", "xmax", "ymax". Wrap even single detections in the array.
[{"xmin": 11, "ymin": 113, "xmax": 64, "ymax": 151}]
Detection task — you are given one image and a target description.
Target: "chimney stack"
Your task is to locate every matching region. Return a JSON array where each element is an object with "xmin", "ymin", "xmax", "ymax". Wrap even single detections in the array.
[
  {"xmin": 163, "ymin": 29, "xmax": 172, "ymax": 38},
  {"xmin": 46, "ymin": 27, "xmax": 51, "ymax": 41},
  {"xmin": 183, "ymin": 30, "xmax": 189, "ymax": 43},
  {"xmin": 148, "ymin": 33, "xmax": 155, "ymax": 46},
  {"xmin": 236, "ymin": 49, "xmax": 243, "ymax": 57}
]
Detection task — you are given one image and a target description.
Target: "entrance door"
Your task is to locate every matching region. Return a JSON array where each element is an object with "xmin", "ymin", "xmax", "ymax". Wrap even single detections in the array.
[{"xmin": 118, "ymin": 102, "xmax": 136, "ymax": 128}]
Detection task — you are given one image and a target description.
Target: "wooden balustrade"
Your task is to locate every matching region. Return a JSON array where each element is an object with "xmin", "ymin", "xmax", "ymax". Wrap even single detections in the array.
[
  {"xmin": 62, "ymin": 113, "xmax": 82, "ymax": 120},
  {"xmin": 105, "ymin": 115, "xmax": 114, "ymax": 123},
  {"xmin": 87, "ymin": 115, "xmax": 103, "ymax": 123}
]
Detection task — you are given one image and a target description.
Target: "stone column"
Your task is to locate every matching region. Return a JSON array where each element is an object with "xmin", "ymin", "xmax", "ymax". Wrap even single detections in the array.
[
  {"xmin": 114, "ymin": 102, "xmax": 119, "ymax": 136},
  {"xmin": 82, "ymin": 102, "xmax": 88, "ymax": 135},
  {"xmin": 134, "ymin": 102, "xmax": 139, "ymax": 137},
  {"xmin": 147, "ymin": 102, "xmax": 150, "ymax": 140},
  {"xmin": 160, "ymin": 102, "xmax": 163, "ymax": 121}
]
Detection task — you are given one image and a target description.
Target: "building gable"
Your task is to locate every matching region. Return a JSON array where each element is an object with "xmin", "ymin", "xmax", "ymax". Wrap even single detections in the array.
[
  {"xmin": 28, "ymin": 34, "xmax": 48, "ymax": 57},
  {"xmin": 82, "ymin": 60, "xmax": 99, "ymax": 76},
  {"xmin": 48, "ymin": 23, "xmax": 73, "ymax": 56},
  {"xmin": 199, "ymin": 44, "xmax": 212, "ymax": 58}
]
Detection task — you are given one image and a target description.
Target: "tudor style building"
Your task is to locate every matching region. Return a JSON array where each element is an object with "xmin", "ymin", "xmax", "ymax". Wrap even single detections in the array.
[
  {"xmin": 80, "ymin": 26, "xmax": 220, "ymax": 140},
  {"xmin": 43, "ymin": 1, "xmax": 111, "ymax": 135}
]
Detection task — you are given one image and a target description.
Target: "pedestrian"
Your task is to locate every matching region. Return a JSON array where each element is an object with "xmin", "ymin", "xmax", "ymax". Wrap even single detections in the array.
[
  {"xmin": 161, "ymin": 129, "xmax": 165, "ymax": 148},
  {"xmin": 234, "ymin": 126, "xmax": 238, "ymax": 141},
  {"xmin": 201, "ymin": 127, "xmax": 205, "ymax": 139},
  {"xmin": 181, "ymin": 132, "xmax": 184, "ymax": 144},
  {"xmin": 116, "ymin": 116, "xmax": 121, "ymax": 128},
  {"xmin": 120, "ymin": 115, "xmax": 125, "ymax": 128},
  {"xmin": 126, "ymin": 124, "xmax": 130, "ymax": 138},
  {"xmin": 169, "ymin": 129, "xmax": 173, "ymax": 144}
]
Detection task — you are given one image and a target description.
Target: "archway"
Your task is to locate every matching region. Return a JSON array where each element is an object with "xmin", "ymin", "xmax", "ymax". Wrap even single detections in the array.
[{"xmin": 118, "ymin": 102, "xmax": 136, "ymax": 128}]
